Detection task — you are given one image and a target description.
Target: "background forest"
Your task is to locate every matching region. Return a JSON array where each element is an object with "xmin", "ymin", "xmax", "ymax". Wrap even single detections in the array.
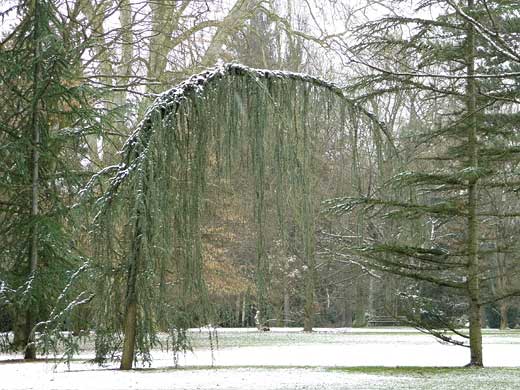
[{"xmin": 1, "ymin": 0, "xmax": 519, "ymax": 369}]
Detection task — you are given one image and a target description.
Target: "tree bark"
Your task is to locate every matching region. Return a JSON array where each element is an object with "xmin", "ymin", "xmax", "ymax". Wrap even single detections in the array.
[
  {"xmin": 480, "ymin": 306, "xmax": 488, "ymax": 329},
  {"xmin": 241, "ymin": 295, "xmax": 246, "ymax": 327},
  {"xmin": 120, "ymin": 216, "xmax": 143, "ymax": 370},
  {"xmin": 301, "ymin": 101, "xmax": 316, "ymax": 333},
  {"xmin": 120, "ymin": 300, "xmax": 137, "ymax": 370},
  {"xmin": 343, "ymin": 299, "xmax": 353, "ymax": 327},
  {"xmin": 283, "ymin": 286, "xmax": 290, "ymax": 327},
  {"xmin": 24, "ymin": 0, "xmax": 43, "ymax": 360},
  {"xmin": 353, "ymin": 277, "xmax": 367, "ymax": 327},
  {"xmin": 253, "ymin": 96, "xmax": 269, "ymax": 330},
  {"xmin": 202, "ymin": 0, "xmax": 258, "ymax": 66},
  {"xmin": 13, "ymin": 312, "xmax": 26, "ymax": 351},
  {"xmin": 303, "ymin": 270, "xmax": 314, "ymax": 332},
  {"xmin": 465, "ymin": 0, "xmax": 483, "ymax": 367},
  {"xmin": 235, "ymin": 295, "xmax": 241, "ymax": 326},
  {"xmin": 79, "ymin": 0, "xmax": 115, "ymax": 165},
  {"xmin": 499, "ymin": 301, "xmax": 509, "ymax": 330},
  {"xmin": 368, "ymin": 276, "xmax": 375, "ymax": 318}
]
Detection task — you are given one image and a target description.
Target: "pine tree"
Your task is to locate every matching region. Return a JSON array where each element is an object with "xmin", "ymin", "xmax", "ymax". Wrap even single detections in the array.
[
  {"xmin": 326, "ymin": 0, "xmax": 520, "ymax": 367},
  {"xmin": 0, "ymin": 0, "xmax": 112, "ymax": 358}
]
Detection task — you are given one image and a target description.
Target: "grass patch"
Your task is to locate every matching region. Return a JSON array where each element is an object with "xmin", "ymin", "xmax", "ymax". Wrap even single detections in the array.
[
  {"xmin": 188, "ymin": 329, "xmax": 424, "ymax": 349},
  {"xmin": 330, "ymin": 366, "xmax": 520, "ymax": 376},
  {"xmin": 188, "ymin": 328, "xmax": 520, "ymax": 350},
  {"xmin": 134, "ymin": 365, "xmax": 324, "ymax": 372},
  {"xmin": 329, "ymin": 366, "xmax": 520, "ymax": 390}
]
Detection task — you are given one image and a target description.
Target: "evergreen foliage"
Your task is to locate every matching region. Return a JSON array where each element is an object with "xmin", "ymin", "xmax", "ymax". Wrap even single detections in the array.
[
  {"xmin": 0, "ymin": 0, "xmax": 115, "ymax": 358},
  {"xmin": 87, "ymin": 63, "xmax": 381, "ymax": 368},
  {"xmin": 326, "ymin": 0, "xmax": 520, "ymax": 367}
]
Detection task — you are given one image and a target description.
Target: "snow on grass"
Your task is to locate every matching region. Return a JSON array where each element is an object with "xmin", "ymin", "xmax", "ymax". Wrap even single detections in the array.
[
  {"xmin": 0, "ymin": 364, "xmax": 423, "ymax": 390},
  {"xmin": 2, "ymin": 363, "xmax": 520, "ymax": 390},
  {"xmin": 1, "ymin": 327, "xmax": 520, "ymax": 390},
  {"xmin": 183, "ymin": 327, "xmax": 520, "ymax": 367}
]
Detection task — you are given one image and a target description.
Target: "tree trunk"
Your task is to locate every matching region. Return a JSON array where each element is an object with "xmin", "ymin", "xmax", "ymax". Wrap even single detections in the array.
[
  {"xmin": 368, "ymin": 276, "xmax": 375, "ymax": 318},
  {"xmin": 465, "ymin": 0, "xmax": 483, "ymax": 367},
  {"xmin": 353, "ymin": 277, "xmax": 367, "ymax": 327},
  {"xmin": 303, "ymin": 216, "xmax": 316, "ymax": 332},
  {"xmin": 283, "ymin": 287, "xmax": 290, "ymax": 327},
  {"xmin": 241, "ymin": 295, "xmax": 246, "ymax": 327},
  {"xmin": 24, "ymin": 0, "xmax": 43, "ymax": 360},
  {"xmin": 120, "ymin": 216, "xmax": 143, "ymax": 370},
  {"xmin": 499, "ymin": 301, "xmax": 509, "ymax": 330},
  {"xmin": 202, "ymin": 0, "xmax": 257, "ymax": 66},
  {"xmin": 25, "ymin": 121, "xmax": 39, "ymax": 360},
  {"xmin": 480, "ymin": 306, "xmax": 488, "ymax": 329},
  {"xmin": 120, "ymin": 300, "xmax": 137, "ymax": 370},
  {"xmin": 235, "ymin": 295, "xmax": 241, "ymax": 326},
  {"xmin": 343, "ymin": 299, "xmax": 353, "ymax": 327},
  {"xmin": 303, "ymin": 266, "xmax": 315, "ymax": 332},
  {"xmin": 79, "ymin": 0, "xmax": 115, "ymax": 166},
  {"xmin": 253, "ymin": 101, "xmax": 269, "ymax": 330},
  {"xmin": 254, "ymin": 192, "xmax": 269, "ymax": 329},
  {"xmin": 12, "ymin": 312, "xmax": 26, "ymax": 351},
  {"xmin": 467, "ymin": 295, "xmax": 483, "ymax": 366},
  {"xmin": 302, "ymin": 114, "xmax": 315, "ymax": 333}
]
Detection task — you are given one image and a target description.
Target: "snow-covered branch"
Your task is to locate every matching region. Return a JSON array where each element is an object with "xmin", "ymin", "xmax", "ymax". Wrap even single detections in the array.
[
  {"xmin": 99, "ymin": 62, "xmax": 388, "ymax": 205},
  {"xmin": 447, "ymin": 0, "xmax": 520, "ymax": 64}
]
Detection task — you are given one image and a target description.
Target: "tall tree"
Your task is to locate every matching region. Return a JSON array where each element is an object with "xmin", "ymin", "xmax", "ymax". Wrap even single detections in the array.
[
  {"xmin": 327, "ymin": 0, "xmax": 520, "ymax": 367},
  {"xmin": 0, "ymin": 0, "xmax": 112, "ymax": 358}
]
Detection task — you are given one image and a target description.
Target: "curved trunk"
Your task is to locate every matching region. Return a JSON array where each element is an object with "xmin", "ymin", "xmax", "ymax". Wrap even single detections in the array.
[{"xmin": 120, "ymin": 301, "xmax": 138, "ymax": 370}]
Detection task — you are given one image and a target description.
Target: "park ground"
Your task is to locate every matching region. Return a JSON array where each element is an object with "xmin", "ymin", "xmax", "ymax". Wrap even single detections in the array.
[{"xmin": 1, "ymin": 327, "xmax": 519, "ymax": 390}]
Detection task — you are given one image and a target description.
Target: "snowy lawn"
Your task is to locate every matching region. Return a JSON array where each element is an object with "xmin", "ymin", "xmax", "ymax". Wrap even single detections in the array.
[{"xmin": 1, "ymin": 327, "xmax": 520, "ymax": 390}]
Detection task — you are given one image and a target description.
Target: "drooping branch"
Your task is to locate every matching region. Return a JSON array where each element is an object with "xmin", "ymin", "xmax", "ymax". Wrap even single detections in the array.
[
  {"xmin": 87, "ymin": 61, "xmax": 389, "ymax": 367},
  {"xmin": 97, "ymin": 62, "xmax": 388, "ymax": 204}
]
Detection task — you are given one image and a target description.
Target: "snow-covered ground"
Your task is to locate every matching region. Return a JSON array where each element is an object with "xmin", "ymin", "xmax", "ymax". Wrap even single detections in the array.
[{"xmin": 1, "ymin": 327, "xmax": 520, "ymax": 390}]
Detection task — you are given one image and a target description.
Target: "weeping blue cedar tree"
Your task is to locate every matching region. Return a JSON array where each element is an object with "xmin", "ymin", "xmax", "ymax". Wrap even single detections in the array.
[{"xmin": 86, "ymin": 63, "xmax": 385, "ymax": 369}]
